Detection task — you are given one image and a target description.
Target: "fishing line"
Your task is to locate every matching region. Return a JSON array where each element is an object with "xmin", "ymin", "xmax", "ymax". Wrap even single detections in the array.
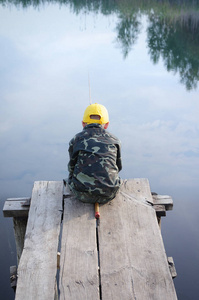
[{"xmin": 88, "ymin": 72, "xmax": 92, "ymax": 105}]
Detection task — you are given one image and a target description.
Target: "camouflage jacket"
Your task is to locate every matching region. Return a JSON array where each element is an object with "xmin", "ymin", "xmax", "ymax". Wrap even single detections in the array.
[{"xmin": 68, "ymin": 123, "xmax": 122, "ymax": 198}]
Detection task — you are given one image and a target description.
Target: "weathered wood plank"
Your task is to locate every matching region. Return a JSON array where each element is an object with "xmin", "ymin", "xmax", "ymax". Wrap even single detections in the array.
[
  {"xmin": 168, "ymin": 257, "xmax": 177, "ymax": 279},
  {"xmin": 10, "ymin": 265, "xmax": 17, "ymax": 291},
  {"xmin": 15, "ymin": 181, "xmax": 63, "ymax": 300},
  {"xmin": 59, "ymin": 190, "xmax": 99, "ymax": 300},
  {"xmin": 153, "ymin": 195, "xmax": 173, "ymax": 210},
  {"xmin": 3, "ymin": 198, "xmax": 30, "ymax": 217},
  {"xmin": 121, "ymin": 178, "xmax": 154, "ymax": 205},
  {"xmin": 98, "ymin": 179, "xmax": 177, "ymax": 300},
  {"xmin": 13, "ymin": 217, "xmax": 27, "ymax": 263},
  {"xmin": 154, "ymin": 204, "xmax": 166, "ymax": 217}
]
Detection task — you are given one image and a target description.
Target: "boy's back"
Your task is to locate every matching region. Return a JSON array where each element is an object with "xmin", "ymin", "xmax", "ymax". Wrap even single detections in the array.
[{"xmin": 68, "ymin": 103, "xmax": 122, "ymax": 204}]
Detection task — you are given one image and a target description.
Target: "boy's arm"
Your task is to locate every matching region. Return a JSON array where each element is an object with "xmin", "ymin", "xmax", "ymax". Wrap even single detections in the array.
[
  {"xmin": 117, "ymin": 143, "xmax": 122, "ymax": 171},
  {"xmin": 68, "ymin": 138, "xmax": 77, "ymax": 183}
]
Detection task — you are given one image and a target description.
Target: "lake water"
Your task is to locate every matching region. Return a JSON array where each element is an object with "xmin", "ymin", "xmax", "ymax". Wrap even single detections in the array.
[{"xmin": 0, "ymin": 0, "xmax": 199, "ymax": 299}]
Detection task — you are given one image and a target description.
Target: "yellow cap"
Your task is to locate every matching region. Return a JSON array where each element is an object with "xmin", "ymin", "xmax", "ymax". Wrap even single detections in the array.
[{"xmin": 83, "ymin": 103, "xmax": 109, "ymax": 124}]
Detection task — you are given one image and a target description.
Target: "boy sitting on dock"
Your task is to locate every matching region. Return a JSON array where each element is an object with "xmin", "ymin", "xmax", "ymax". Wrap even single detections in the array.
[{"xmin": 67, "ymin": 103, "xmax": 122, "ymax": 204}]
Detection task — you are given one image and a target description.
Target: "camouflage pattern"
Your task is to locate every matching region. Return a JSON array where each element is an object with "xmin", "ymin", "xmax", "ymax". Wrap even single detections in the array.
[{"xmin": 68, "ymin": 123, "xmax": 122, "ymax": 204}]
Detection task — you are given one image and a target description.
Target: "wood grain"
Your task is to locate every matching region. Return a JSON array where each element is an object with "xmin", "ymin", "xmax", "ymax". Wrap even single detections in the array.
[
  {"xmin": 98, "ymin": 179, "xmax": 177, "ymax": 300},
  {"xmin": 15, "ymin": 181, "xmax": 63, "ymax": 300},
  {"xmin": 59, "ymin": 195, "xmax": 99, "ymax": 300}
]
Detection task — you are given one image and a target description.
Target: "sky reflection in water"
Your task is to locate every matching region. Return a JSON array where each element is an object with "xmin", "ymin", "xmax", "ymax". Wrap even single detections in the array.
[{"xmin": 0, "ymin": 1, "xmax": 199, "ymax": 299}]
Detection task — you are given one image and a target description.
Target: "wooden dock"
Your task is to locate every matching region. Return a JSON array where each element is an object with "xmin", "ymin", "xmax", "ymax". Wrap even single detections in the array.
[{"xmin": 3, "ymin": 179, "xmax": 177, "ymax": 299}]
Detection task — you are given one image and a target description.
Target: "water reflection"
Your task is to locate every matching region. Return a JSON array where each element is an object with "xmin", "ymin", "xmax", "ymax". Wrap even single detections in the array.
[
  {"xmin": 115, "ymin": 10, "xmax": 142, "ymax": 58},
  {"xmin": 1, "ymin": 0, "xmax": 199, "ymax": 90},
  {"xmin": 147, "ymin": 13, "xmax": 199, "ymax": 90}
]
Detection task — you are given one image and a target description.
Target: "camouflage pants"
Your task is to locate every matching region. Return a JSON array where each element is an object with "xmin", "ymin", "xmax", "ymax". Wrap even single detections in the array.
[{"xmin": 68, "ymin": 181, "xmax": 119, "ymax": 204}]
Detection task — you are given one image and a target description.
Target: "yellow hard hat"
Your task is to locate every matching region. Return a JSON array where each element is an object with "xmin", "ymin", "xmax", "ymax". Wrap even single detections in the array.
[{"xmin": 83, "ymin": 103, "xmax": 109, "ymax": 124}]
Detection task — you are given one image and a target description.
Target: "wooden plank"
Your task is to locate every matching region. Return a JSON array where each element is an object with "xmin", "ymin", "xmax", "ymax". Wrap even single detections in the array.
[
  {"xmin": 15, "ymin": 181, "xmax": 63, "ymax": 300},
  {"xmin": 154, "ymin": 204, "xmax": 166, "ymax": 217},
  {"xmin": 59, "ymin": 191, "xmax": 99, "ymax": 300},
  {"xmin": 98, "ymin": 179, "xmax": 177, "ymax": 300},
  {"xmin": 10, "ymin": 265, "xmax": 17, "ymax": 291},
  {"xmin": 13, "ymin": 217, "xmax": 27, "ymax": 263},
  {"xmin": 153, "ymin": 195, "xmax": 173, "ymax": 210},
  {"xmin": 121, "ymin": 178, "xmax": 154, "ymax": 205},
  {"xmin": 3, "ymin": 198, "xmax": 30, "ymax": 217},
  {"xmin": 168, "ymin": 257, "xmax": 177, "ymax": 279}
]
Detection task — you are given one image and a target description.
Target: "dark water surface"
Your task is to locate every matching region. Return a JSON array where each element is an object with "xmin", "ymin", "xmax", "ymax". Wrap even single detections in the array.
[{"xmin": 1, "ymin": 1, "xmax": 199, "ymax": 299}]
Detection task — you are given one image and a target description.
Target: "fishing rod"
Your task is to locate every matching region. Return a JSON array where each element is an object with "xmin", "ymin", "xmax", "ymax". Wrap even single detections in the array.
[
  {"xmin": 88, "ymin": 72, "xmax": 92, "ymax": 105},
  {"xmin": 88, "ymin": 72, "xmax": 101, "ymax": 219}
]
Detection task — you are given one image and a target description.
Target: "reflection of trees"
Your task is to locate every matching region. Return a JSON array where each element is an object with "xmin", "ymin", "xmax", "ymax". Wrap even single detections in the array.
[
  {"xmin": 1, "ymin": 0, "xmax": 199, "ymax": 89},
  {"xmin": 147, "ymin": 13, "xmax": 199, "ymax": 90},
  {"xmin": 115, "ymin": 12, "xmax": 141, "ymax": 58},
  {"xmin": 64, "ymin": 0, "xmax": 117, "ymax": 15},
  {"xmin": 0, "ymin": 0, "xmax": 117, "ymax": 11}
]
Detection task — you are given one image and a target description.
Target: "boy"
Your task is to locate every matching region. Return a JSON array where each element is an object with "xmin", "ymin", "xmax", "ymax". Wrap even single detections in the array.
[{"xmin": 67, "ymin": 103, "xmax": 122, "ymax": 204}]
